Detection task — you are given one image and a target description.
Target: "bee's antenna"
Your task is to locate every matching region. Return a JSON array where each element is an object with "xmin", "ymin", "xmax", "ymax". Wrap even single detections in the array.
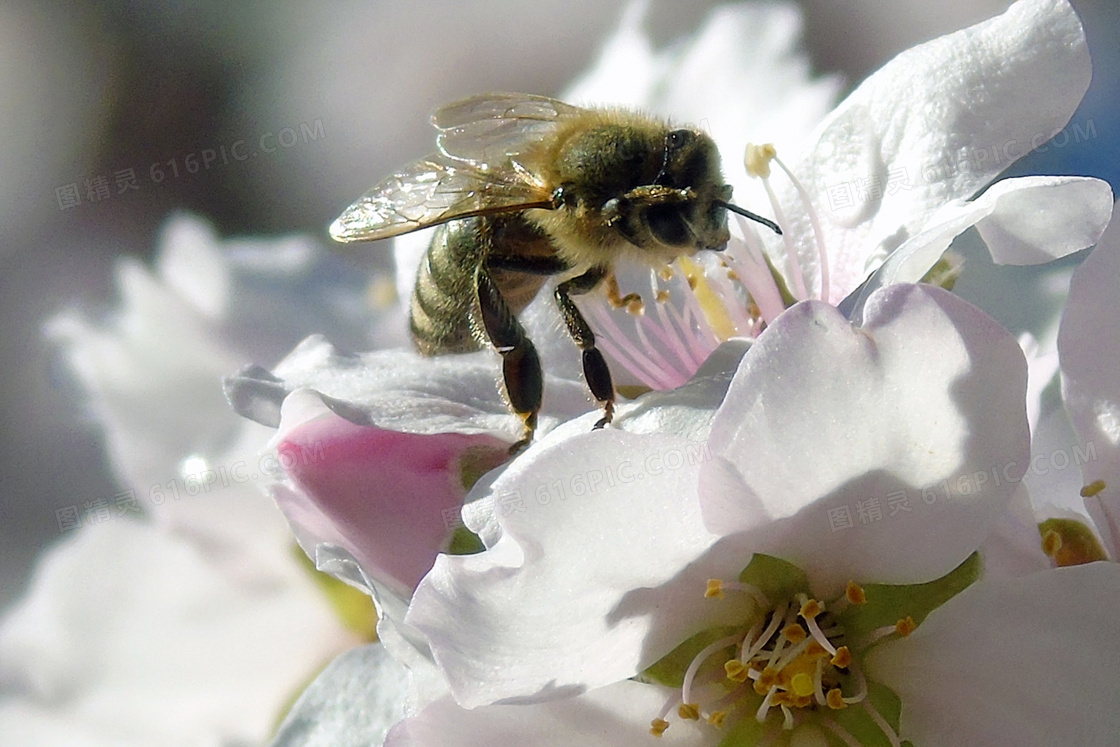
[{"xmin": 715, "ymin": 200, "xmax": 782, "ymax": 236}]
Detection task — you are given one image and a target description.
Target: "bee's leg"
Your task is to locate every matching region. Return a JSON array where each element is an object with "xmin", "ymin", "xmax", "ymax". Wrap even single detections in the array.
[
  {"xmin": 554, "ymin": 266, "xmax": 615, "ymax": 429},
  {"xmin": 476, "ymin": 266, "xmax": 543, "ymax": 454}
]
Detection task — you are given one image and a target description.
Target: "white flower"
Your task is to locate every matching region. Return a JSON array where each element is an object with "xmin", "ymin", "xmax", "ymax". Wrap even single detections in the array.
[
  {"xmin": 250, "ymin": 0, "xmax": 1120, "ymax": 744},
  {"xmin": 0, "ymin": 215, "xmax": 371, "ymax": 746},
  {"xmin": 569, "ymin": 0, "xmax": 1111, "ymax": 391}
]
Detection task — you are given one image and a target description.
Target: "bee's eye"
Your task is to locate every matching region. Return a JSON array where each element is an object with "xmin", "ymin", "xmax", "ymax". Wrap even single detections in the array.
[{"xmin": 666, "ymin": 129, "xmax": 693, "ymax": 150}]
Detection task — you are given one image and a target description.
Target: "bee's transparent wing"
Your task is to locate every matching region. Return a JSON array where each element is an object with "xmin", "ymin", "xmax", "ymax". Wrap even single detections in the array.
[
  {"xmin": 432, "ymin": 93, "xmax": 583, "ymax": 167},
  {"xmin": 329, "ymin": 152, "xmax": 553, "ymax": 243}
]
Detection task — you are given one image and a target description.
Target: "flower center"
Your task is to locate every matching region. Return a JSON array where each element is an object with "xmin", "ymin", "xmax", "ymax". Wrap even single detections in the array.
[
  {"xmin": 584, "ymin": 145, "xmax": 831, "ymax": 391},
  {"xmin": 650, "ymin": 581, "xmax": 900, "ymax": 742},
  {"xmin": 647, "ymin": 552, "xmax": 1000, "ymax": 747}
]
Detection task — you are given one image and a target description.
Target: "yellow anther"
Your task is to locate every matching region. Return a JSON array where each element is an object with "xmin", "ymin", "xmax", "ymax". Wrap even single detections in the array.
[
  {"xmin": 754, "ymin": 667, "xmax": 779, "ymax": 695},
  {"xmin": 799, "ymin": 599, "xmax": 823, "ymax": 620},
  {"xmin": 705, "ymin": 579, "xmax": 725, "ymax": 599},
  {"xmin": 845, "ymin": 581, "xmax": 867, "ymax": 605},
  {"xmin": 781, "ymin": 624, "xmax": 807, "ymax": 644},
  {"xmin": 625, "ymin": 297, "xmax": 645, "ymax": 316},
  {"xmin": 659, "ymin": 265, "xmax": 674, "ymax": 281},
  {"xmin": 895, "ymin": 616, "xmax": 917, "ymax": 637},
  {"xmin": 724, "ymin": 658, "xmax": 749, "ymax": 682},
  {"xmin": 726, "ymin": 270, "xmax": 739, "ymax": 281},
  {"xmin": 1041, "ymin": 529, "xmax": 1063, "ymax": 559},
  {"xmin": 655, "ymin": 289, "xmax": 670, "ymax": 303},
  {"xmin": 1081, "ymin": 479, "xmax": 1107, "ymax": 497},
  {"xmin": 826, "ymin": 688, "xmax": 847, "ymax": 710},
  {"xmin": 650, "ymin": 718, "xmax": 670, "ymax": 737},
  {"xmin": 790, "ymin": 672, "xmax": 815, "ymax": 698},
  {"xmin": 830, "ymin": 646, "xmax": 852, "ymax": 669},
  {"xmin": 707, "ymin": 711, "xmax": 727, "ymax": 728},
  {"xmin": 745, "ymin": 143, "xmax": 777, "ymax": 179},
  {"xmin": 678, "ymin": 703, "xmax": 700, "ymax": 720}
]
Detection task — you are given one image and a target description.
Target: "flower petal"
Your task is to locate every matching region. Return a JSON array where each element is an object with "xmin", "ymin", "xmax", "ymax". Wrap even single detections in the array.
[
  {"xmin": 407, "ymin": 428, "xmax": 745, "ymax": 708},
  {"xmin": 386, "ymin": 680, "xmax": 718, "ymax": 747},
  {"xmin": 269, "ymin": 389, "xmax": 508, "ymax": 595},
  {"xmin": 866, "ymin": 562, "xmax": 1120, "ymax": 744},
  {"xmin": 270, "ymin": 644, "xmax": 408, "ymax": 747},
  {"xmin": 706, "ymin": 284, "xmax": 1030, "ymax": 594},
  {"xmin": 1058, "ymin": 198, "xmax": 1120, "ymax": 559},
  {"xmin": 225, "ymin": 335, "xmax": 594, "ymax": 439},
  {"xmin": 842, "ymin": 176, "xmax": 1113, "ymax": 320},
  {"xmin": 779, "ymin": 0, "xmax": 1091, "ymax": 303},
  {"xmin": 0, "ymin": 520, "xmax": 351, "ymax": 746}
]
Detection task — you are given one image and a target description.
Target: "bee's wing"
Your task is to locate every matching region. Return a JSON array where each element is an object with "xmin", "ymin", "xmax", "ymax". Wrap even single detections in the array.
[
  {"xmin": 432, "ymin": 93, "xmax": 583, "ymax": 167},
  {"xmin": 329, "ymin": 152, "xmax": 553, "ymax": 243}
]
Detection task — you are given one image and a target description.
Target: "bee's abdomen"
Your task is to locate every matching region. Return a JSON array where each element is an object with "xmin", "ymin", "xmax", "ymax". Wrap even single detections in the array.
[{"xmin": 410, "ymin": 221, "xmax": 486, "ymax": 355}]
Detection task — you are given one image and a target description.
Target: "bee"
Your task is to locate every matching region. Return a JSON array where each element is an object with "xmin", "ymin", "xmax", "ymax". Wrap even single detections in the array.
[{"xmin": 330, "ymin": 93, "xmax": 779, "ymax": 452}]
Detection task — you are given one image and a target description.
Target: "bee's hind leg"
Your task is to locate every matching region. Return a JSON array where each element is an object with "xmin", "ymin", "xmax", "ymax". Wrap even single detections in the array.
[
  {"xmin": 476, "ymin": 267, "xmax": 543, "ymax": 454},
  {"xmin": 554, "ymin": 266, "xmax": 615, "ymax": 430}
]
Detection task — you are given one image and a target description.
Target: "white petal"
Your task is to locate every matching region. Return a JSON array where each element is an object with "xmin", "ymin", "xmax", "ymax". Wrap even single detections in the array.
[
  {"xmin": 270, "ymin": 644, "xmax": 408, "ymax": 747},
  {"xmin": 387, "ymin": 681, "xmax": 718, "ymax": 747},
  {"xmin": 1058, "ymin": 198, "xmax": 1120, "ymax": 558},
  {"xmin": 707, "ymin": 284, "xmax": 1029, "ymax": 594},
  {"xmin": 0, "ymin": 521, "xmax": 352, "ymax": 747},
  {"xmin": 867, "ymin": 562, "xmax": 1120, "ymax": 744},
  {"xmin": 407, "ymin": 429, "xmax": 747, "ymax": 708},
  {"xmin": 226, "ymin": 335, "xmax": 593, "ymax": 440},
  {"xmin": 843, "ymin": 176, "xmax": 1112, "ymax": 320},
  {"xmin": 779, "ymin": 0, "xmax": 1091, "ymax": 302}
]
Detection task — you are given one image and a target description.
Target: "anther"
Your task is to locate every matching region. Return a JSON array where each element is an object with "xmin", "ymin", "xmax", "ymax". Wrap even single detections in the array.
[
  {"xmin": 826, "ymin": 688, "xmax": 847, "ymax": 710},
  {"xmin": 846, "ymin": 582, "xmax": 867, "ymax": 605},
  {"xmin": 650, "ymin": 718, "xmax": 670, "ymax": 737},
  {"xmin": 678, "ymin": 703, "xmax": 701, "ymax": 720},
  {"xmin": 1081, "ymin": 479, "xmax": 1107, "ymax": 497},
  {"xmin": 895, "ymin": 617, "xmax": 917, "ymax": 637}
]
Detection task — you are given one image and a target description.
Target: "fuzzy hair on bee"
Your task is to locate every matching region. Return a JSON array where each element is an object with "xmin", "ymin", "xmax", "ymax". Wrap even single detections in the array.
[{"xmin": 331, "ymin": 93, "xmax": 779, "ymax": 453}]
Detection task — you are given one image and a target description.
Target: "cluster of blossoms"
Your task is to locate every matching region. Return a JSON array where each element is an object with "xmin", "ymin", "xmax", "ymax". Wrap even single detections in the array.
[
  {"xmin": 6, "ymin": 0, "xmax": 1120, "ymax": 745},
  {"xmin": 246, "ymin": 1, "xmax": 1120, "ymax": 744}
]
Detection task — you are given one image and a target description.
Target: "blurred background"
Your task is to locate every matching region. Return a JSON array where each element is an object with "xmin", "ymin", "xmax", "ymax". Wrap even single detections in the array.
[{"xmin": 2, "ymin": 0, "xmax": 1118, "ymax": 613}]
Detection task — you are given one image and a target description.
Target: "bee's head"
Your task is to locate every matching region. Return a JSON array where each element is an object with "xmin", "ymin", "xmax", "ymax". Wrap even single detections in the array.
[{"xmin": 644, "ymin": 128, "xmax": 731, "ymax": 253}]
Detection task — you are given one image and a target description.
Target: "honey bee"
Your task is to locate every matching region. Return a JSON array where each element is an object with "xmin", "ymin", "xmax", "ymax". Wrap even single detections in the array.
[{"xmin": 330, "ymin": 93, "xmax": 779, "ymax": 452}]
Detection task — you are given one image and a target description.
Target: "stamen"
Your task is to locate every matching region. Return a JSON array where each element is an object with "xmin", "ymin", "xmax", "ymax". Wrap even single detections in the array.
[
  {"xmin": 846, "ymin": 582, "xmax": 867, "ymax": 605},
  {"xmin": 799, "ymin": 600, "xmax": 837, "ymax": 656},
  {"xmin": 746, "ymin": 143, "xmax": 808, "ymax": 301},
  {"xmin": 830, "ymin": 646, "xmax": 852, "ymax": 669},
  {"xmin": 649, "ymin": 718, "xmax": 670, "ymax": 737},
  {"xmin": 681, "ymin": 634, "xmax": 741, "ymax": 707},
  {"xmin": 678, "ymin": 703, "xmax": 701, "ymax": 721},
  {"xmin": 861, "ymin": 699, "xmax": 903, "ymax": 747},
  {"xmin": 724, "ymin": 224, "xmax": 786, "ymax": 324},
  {"xmin": 707, "ymin": 579, "xmax": 769, "ymax": 608},
  {"xmin": 895, "ymin": 617, "xmax": 917, "ymax": 637},
  {"xmin": 707, "ymin": 711, "xmax": 727, "ymax": 728},
  {"xmin": 1081, "ymin": 479, "xmax": 1107, "ymax": 497},
  {"xmin": 826, "ymin": 688, "xmax": 847, "ymax": 710},
  {"xmin": 1042, "ymin": 529, "xmax": 1063, "ymax": 560},
  {"xmin": 678, "ymin": 255, "xmax": 736, "ymax": 340},
  {"xmin": 820, "ymin": 717, "xmax": 862, "ymax": 747},
  {"xmin": 772, "ymin": 154, "xmax": 830, "ymax": 302}
]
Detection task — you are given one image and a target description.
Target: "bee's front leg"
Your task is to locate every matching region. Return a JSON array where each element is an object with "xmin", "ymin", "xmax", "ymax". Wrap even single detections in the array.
[
  {"xmin": 476, "ymin": 266, "xmax": 542, "ymax": 454},
  {"xmin": 554, "ymin": 266, "xmax": 615, "ymax": 430}
]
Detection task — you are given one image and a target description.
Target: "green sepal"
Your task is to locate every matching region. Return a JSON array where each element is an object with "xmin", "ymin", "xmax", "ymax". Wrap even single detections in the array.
[
  {"xmin": 292, "ymin": 544, "xmax": 378, "ymax": 641},
  {"xmin": 447, "ymin": 525, "xmax": 485, "ymax": 555},
  {"xmin": 641, "ymin": 624, "xmax": 741, "ymax": 688},
  {"xmin": 738, "ymin": 553, "xmax": 811, "ymax": 603},
  {"xmin": 838, "ymin": 551, "xmax": 980, "ymax": 639}
]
